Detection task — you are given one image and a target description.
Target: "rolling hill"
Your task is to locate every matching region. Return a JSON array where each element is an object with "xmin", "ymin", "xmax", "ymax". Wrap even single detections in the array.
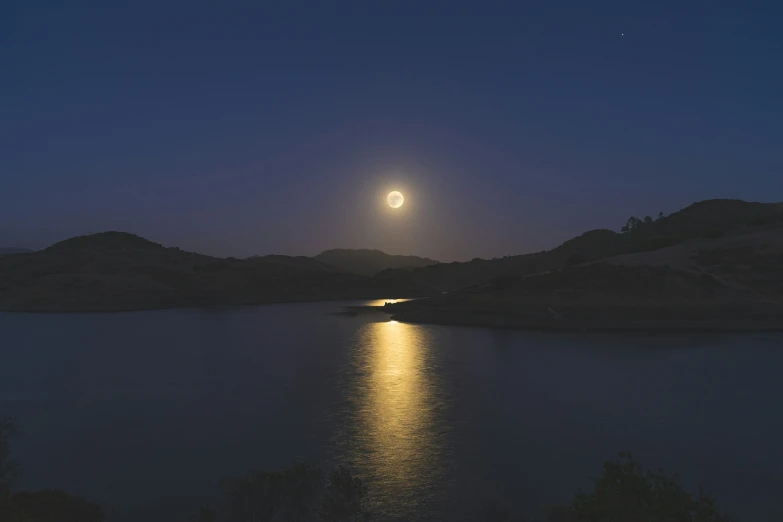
[
  {"xmin": 382, "ymin": 199, "xmax": 783, "ymax": 292},
  {"xmin": 313, "ymin": 248, "xmax": 439, "ymax": 276},
  {"xmin": 384, "ymin": 203, "xmax": 783, "ymax": 331},
  {"xmin": 0, "ymin": 232, "xmax": 430, "ymax": 312},
  {"xmin": 246, "ymin": 254, "xmax": 338, "ymax": 273}
]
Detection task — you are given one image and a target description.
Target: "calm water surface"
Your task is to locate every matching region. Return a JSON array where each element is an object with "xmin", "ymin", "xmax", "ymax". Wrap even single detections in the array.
[{"xmin": 1, "ymin": 302, "xmax": 782, "ymax": 521}]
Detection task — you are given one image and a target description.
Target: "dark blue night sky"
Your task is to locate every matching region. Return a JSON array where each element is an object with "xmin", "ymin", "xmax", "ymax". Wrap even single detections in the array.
[{"xmin": 2, "ymin": 2, "xmax": 782, "ymax": 260}]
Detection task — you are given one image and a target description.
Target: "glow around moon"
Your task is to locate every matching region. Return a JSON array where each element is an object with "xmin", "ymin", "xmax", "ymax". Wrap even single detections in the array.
[{"xmin": 387, "ymin": 191, "xmax": 404, "ymax": 208}]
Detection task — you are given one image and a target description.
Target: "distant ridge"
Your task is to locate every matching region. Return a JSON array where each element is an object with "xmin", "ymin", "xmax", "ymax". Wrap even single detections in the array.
[
  {"xmin": 45, "ymin": 231, "xmax": 165, "ymax": 251},
  {"xmin": 0, "ymin": 233, "xmax": 429, "ymax": 312},
  {"xmin": 246, "ymin": 254, "xmax": 338, "ymax": 273},
  {"xmin": 314, "ymin": 248, "xmax": 439, "ymax": 276}
]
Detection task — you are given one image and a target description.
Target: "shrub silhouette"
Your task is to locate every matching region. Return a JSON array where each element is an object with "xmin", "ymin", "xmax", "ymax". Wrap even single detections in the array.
[
  {"xmin": 0, "ymin": 419, "xmax": 738, "ymax": 522},
  {"xmin": 0, "ymin": 419, "xmax": 106, "ymax": 522},
  {"xmin": 569, "ymin": 453, "xmax": 733, "ymax": 522}
]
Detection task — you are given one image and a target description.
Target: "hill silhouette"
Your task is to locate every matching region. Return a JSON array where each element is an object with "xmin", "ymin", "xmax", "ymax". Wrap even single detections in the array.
[
  {"xmin": 246, "ymin": 254, "xmax": 339, "ymax": 273},
  {"xmin": 0, "ymin": 232, "xmax": 429, "ymax": 312},
  {"xmin": 44, "ymin": 231, "xmax": 164, "ymax": 252},
  {"xmin": 313, "ymin": 248, "xmax": 439, "ymax": 276},
  {"xmin": 2, "ymin": 199, "xmax": 781, "ymax": 319},
  {"xmin": 0, "ymin": 248, "xmax": 32, "ymax": 255},
  {"xmin": 384, "ymin": 199, "xmax": 783, "ymax": 292},
  {"xmin": 385, "ymin": 219, "xmax": 783, "ymax": 331}
]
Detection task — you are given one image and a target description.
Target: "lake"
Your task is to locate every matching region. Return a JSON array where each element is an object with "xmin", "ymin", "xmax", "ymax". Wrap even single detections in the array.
[{"xmin": 1, "ymin": 301, "xmax": 782, "ymax": 521}]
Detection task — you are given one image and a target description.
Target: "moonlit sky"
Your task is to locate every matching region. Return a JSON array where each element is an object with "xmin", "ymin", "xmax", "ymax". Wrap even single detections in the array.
[{"xmin": 2, "ymin": 2, "xmax": 782, "ymax": 261}]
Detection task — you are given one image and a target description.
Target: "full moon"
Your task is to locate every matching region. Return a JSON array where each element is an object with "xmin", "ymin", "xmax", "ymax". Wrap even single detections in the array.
[{"xmin": 387, "ymin": 191, "xmax": 404, "ymax": 208}]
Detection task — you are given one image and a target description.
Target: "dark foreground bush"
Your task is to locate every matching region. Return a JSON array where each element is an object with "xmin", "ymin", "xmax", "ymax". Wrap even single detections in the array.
[
  {"xmin": 568, "ymin": 452, "xmax": 733, "ymax": 522},
  {"xmin": 1, "ymin": 418, "xmax": 106, "ymax": 522},
  {"xmin": 1, "ymin": 418, "xmax": 736, "ymax": 522},
  {"xmin": 481, "ymin": 453, "xmax": 734, "ymax": 522},
  {"xmin": 9, "ymin": 490, "xmax": 106, "ymax": 522}
]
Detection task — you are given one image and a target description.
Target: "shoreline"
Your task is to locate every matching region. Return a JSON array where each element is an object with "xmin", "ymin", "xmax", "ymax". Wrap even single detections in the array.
[
  {"xmin": 0, "ymin": 295, "xmax": 427, "ymax": 314},
  {"xmin": 4, "ymin": 299, "xmax": 783, "ymax": 333},
  {"xmin": 382, "ymin": 301, "xmax": 783, "ymax": 333},
  {"xmin": 390, "ymin": 312, "xmax": 783, "ymax": 332}
]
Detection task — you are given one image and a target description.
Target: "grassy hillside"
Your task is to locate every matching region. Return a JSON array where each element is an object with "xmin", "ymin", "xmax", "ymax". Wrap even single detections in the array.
[
  {"xmin": 385, "ymin": 223, "xmax": 783, "ymax": 331},
  {"xmin": 313, "ymin": 248, "xmax": 439, "ymax": 276},
  {"xmin": 385, "ymin": 199, "xmax": 783, "ymax": 292},
  {"xmin": 0, "ymin": 232, "xmax": 429, "ymax": 312}
]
